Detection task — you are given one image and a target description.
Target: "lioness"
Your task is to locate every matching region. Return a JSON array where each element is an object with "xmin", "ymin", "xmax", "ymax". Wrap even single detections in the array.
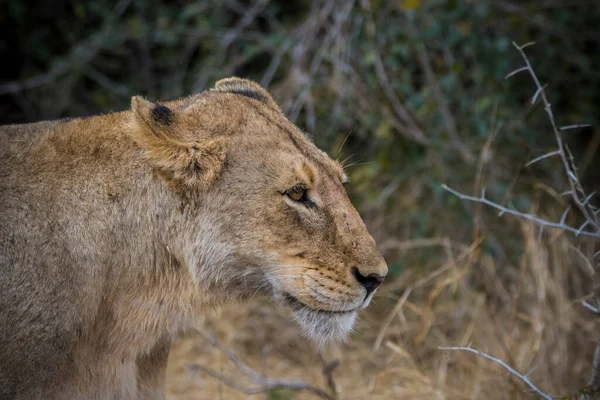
[{"xmin": 0, "ymin": 78, "xmax": 387, "ymax": 399}]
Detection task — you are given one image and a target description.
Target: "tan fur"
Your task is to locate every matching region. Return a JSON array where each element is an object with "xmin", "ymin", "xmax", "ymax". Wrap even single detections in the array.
[{"xmin": 0, "ymin": 78, "xmax": 387, "ymax": 399}]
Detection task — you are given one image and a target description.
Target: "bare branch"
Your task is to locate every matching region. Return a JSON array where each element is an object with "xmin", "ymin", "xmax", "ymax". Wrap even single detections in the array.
[
  {"xmin": 511, "ymin": 41, "xmax": 599, "ymax": 230},
  {"xmin": 319, "ymin": 353, "xmax": 340, "ymax": 396},
  {"xmin": 444, "ymin": 42, "xmax": 599, "ymax": 244},
  {"xmin": 439, "ymin": 346, "xmax": 553, "ymax": 400},
  {"xmin": 442, "ymin": 184, "xmax": 600, "ymax": 238},
  {"xmin": 437, "ymin": 40, "xmax": 600, "ymax": 400}
]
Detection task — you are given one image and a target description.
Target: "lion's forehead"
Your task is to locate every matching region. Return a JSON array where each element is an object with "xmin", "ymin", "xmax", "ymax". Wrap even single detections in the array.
[
  {"xmin": 193, "ymin": 92, "xmax": 343, "ymax": 176},
  {"xmin": 195, "ymin": 92, "xmax": 345, "ymax": 186},
  {"xmin": 283, "ymin": 129, "xmax": 344, "ymax": 181}
]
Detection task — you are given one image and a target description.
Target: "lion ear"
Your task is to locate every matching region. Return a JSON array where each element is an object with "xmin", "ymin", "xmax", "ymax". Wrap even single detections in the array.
[
  {"xmin": 130, "ymin": 96, "xmax": 226, "ymax": 189},
  {"xmin": 213, "ymin": 77, "xmax": 282, "ymax": 113}
]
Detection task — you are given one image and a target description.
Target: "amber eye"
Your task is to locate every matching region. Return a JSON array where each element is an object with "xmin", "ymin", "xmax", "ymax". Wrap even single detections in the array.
[
  {"xmin": 285, "ymin": 185, "xmax": 311, "ymax": 204},
  {"xmin": 288, "ymin": 188, "xmax": 304, "ymax": 201}
]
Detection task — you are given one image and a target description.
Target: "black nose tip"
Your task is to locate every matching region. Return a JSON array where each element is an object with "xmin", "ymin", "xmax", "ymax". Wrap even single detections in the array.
[{"xmin": 352, "ymin": 267, "xmax": 385, "ymax": 295}]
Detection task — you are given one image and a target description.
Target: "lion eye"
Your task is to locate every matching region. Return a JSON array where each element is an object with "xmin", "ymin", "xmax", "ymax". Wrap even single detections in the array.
[
  {"xmin": 288, "ymin": 189, "xmax": 304, "ymax": 201},
  {"xmin": 285, "ymin": 185, "xmax": 311, "ymax": 204}
]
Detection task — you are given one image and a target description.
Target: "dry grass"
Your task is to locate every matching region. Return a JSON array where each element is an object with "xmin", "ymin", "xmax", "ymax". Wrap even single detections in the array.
[{"xmin": 165, "ymin": 218, "xmax": 596, "ymax": 399}]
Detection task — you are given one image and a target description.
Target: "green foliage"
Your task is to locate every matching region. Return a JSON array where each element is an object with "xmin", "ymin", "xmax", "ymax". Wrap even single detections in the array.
[{"xmin": 1, "ymin": 0, "xmax": 598, "ymax": 270}]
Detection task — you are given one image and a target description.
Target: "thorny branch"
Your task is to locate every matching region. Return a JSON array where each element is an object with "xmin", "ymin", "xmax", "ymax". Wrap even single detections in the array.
[
  {"xmin": 510, "ymin": 41, "xmax": 598, "ymax": 230},
  {"xmin": 443, "ymin": 41, "xmax": 598, "ymax": 239},
  {"xmin": 441, "ymin": 184, "xmax": 600, "ymax": 238},
  {"xmin": 442, "ymin": 41, "xmax": 600, "ymax": 399}
]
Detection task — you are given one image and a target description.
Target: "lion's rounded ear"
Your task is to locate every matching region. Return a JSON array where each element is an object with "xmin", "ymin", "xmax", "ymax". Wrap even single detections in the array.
[
  {"xmin": 130, "ymin": 96, "xmax": 226, "ymax": 190},
  {"xmin": 213, "ymin": 77, "xmax": 282, "ymax": 113}
]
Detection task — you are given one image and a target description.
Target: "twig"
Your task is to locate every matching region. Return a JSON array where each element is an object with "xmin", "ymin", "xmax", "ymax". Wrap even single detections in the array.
[
  {"xmin": 583, "ymin": 301, "xmax": 600, "ymax": 316},
  {"xmin": 439, "ymin": 346, "xmax": 553, "ymax": 400},
  {"xmin": 525, "ymin": 150, "xmax": 561, "ymax": 167},
  {"xmin": 319, "ymin": 353, "xmax": 340, "ymax": 397},
  {"xmin": 190, "ymin": 331, "xmax": 336, "ymax": 400},
  {"xmin": 560, "ymin": 124, "xmax": 592, "ymax": 131},
  {"xmin": 505, "ymin": 66, "xmax": 529, "ymax": 79}
]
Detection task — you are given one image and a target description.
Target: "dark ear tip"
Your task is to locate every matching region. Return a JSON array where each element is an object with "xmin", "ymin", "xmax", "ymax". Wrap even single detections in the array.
[
  {"xmin": 150, "ymin": 104, "xmax": 174, "ymax": 126},
  {"xmin": 131, "ymin": 96, "xmax": 175, "ymax": 127}
]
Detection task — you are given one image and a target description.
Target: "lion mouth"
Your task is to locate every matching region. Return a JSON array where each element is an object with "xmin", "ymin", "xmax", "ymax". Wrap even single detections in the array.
[{"xmin": 283, "ymin": 293, "xmax": 356, "ymax": 315}]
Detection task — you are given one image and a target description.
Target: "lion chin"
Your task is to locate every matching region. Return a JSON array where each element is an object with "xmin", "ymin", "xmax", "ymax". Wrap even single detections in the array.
[
  {"xmin": 277, "ymin": 293, "xmax": 358, "ymax": 346},
  {"xmin": 292, "ymin": 307, "xmax": 357, "ymax": 346}
]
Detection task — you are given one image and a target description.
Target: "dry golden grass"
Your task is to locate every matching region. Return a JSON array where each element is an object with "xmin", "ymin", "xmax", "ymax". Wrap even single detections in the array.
[{"xmin": 165, "ymin": 219, "xmax": 596, "ymax": 399}]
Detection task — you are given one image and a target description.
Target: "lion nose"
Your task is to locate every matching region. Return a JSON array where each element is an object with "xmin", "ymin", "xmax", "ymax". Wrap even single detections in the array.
[{"xmin": 352, "ymin": 267, "xmax": 385, "ymax": 295}]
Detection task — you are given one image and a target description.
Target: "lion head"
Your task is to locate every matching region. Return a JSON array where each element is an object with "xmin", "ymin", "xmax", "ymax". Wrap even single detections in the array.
[{"xmin": 130, "ymin": 78, "xmax": 387, "ymax": 343}]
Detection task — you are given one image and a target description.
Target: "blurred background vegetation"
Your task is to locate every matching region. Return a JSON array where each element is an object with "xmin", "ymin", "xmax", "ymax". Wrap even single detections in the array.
[{"xmin": 2, "ymin": 0, "xmax": 600, "ymax": 398}]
